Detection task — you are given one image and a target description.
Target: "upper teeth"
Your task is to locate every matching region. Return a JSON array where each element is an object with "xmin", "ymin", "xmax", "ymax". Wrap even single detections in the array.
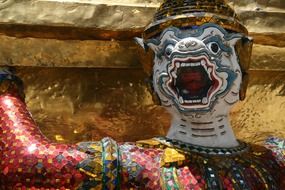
[
  {"xmin": 173, "ymin": 60, "xmax": 213, "ymax": 79},
  {"xmin": 185, "ymin": 99, "xmax": 202, "ymax": 104},
  {"xmin": 179, "ymin": 62, "xmax": 201, "ymax": 67},
  {"xmin": 174, "ymin": 59, "xmax": 209, "ymax": 67}
]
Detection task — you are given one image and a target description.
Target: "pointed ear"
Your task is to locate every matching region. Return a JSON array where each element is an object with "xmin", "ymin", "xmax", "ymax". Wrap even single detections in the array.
[
  {"xmin": 134, "ymin": 37, "xmax": 160, "ymax": 54},
  {"xmin": 241, "ymin": 36, "xmax": 253, "ymax": 46},
  {"xmin": 229, "ymin": 34, "xmax": 253, "ymax": 47},
  {"xmin": 145, "ymin": 40, "xmax": 160, "ymax": 54},
  {"xmin": 134, "ymin": 37, "xmax": 148, "ymax": 51},
  {"xmin": 228, "ymin": 34, "xmax": 243, "ymax": 46}
]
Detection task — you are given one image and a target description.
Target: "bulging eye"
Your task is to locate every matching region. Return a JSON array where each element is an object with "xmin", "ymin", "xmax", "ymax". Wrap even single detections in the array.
[
  {"xmin": 208, "ymin": 42, "xmax": 220, "ymax": 54},
  {"xmin": 165, "ymin": 44, "xmax": 174, "ymax": 57}
]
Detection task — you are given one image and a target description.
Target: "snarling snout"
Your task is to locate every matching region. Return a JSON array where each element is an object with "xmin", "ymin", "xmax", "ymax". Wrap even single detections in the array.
[{"xmin": 166, "ymin": 56, "xmax": 223, "ymax": 109}]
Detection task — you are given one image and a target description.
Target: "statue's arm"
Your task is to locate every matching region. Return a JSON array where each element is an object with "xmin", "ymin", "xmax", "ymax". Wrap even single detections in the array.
[
  {"xmin": 0, "ymin": 67, "xmax": 121, "ymax": 189},
  {"xmin": 0, "ymin": 67, "xmax": 161, "ymax": 189}
]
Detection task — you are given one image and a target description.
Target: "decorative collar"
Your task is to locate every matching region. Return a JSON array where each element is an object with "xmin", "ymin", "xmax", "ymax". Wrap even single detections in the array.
[
  {"xmin": 155, "ymin": 137, "xmax": 249, "ymax": 156},
  {"xmin": 137, "ymin": 137, "xmax": 249, "ymax": 157}
]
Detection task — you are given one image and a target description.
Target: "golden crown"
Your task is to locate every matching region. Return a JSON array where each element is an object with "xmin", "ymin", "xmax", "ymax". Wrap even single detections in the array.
[{"xmin": 143, "ymin": 0, "xmax": 248, "ymax": 39}]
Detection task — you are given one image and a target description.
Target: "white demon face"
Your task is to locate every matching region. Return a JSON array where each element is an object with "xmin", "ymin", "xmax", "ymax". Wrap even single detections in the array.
[{"xmin": 137, "ymin": 24, "xmax": 247, "ymax": 116}]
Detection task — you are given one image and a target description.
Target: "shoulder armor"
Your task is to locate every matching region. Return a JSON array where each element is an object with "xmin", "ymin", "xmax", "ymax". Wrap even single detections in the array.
[{"xmin": 136, "ymin": 138, "xmax": 186, "ymax": 167}]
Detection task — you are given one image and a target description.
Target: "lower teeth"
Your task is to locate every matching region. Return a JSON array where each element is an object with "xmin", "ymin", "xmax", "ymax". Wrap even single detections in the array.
[
  {"xmin": 195, "ymin": 99, "xmax": 202, "ymax": 103},
  {"xmin": 184, "ymin": 99, "xmax": 202, "ymax": 104}
]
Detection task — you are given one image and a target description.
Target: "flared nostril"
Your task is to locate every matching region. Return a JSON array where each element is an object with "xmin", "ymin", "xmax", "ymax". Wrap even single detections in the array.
[
  {"xmin": 185, "ymin": 41, "xmax": 197, "ymax": 48},
  {"xmin": 176, "ymin": 38, "xmax": 204, "ymax": 52}
]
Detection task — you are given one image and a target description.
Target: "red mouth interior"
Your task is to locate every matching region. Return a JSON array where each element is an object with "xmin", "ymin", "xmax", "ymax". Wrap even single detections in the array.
[
  {"xmin": 179, "ymin": 69, "xmax": 209, "ymax": 96},
  {"xmin": 174, "ymin": 65, "xmax": 213, "ymax": 101}
]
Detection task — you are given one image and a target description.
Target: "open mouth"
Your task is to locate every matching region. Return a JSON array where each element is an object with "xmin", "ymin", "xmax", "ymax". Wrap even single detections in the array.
[{"xmin": 167, "ymin": 57, "xmax": 222, "ymax": 108}]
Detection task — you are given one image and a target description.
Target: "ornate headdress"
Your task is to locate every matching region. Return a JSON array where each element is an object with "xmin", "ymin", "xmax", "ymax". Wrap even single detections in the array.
[
  {"xmin": 139, "ymin": 0, "xmax": 252, "ymax": 100},
  {"xmin": 143, "ymin": 0, "xmax": 248, "ymax": 39}
]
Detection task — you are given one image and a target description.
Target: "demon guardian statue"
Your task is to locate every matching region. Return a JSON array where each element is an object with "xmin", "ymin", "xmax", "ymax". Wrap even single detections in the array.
[
  {"xmin": 0, "ymin": 0, "xmax": 284, "ymax": 189},
  {"xmin": 137, "ymin": 24, "xmax": 246, "ymax": 148}
]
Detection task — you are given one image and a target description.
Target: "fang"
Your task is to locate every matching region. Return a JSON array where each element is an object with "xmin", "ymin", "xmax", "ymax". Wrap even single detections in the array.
[
  {"xmin": 202, "ymin": 97, "xmax": 208, "ymax": 104},
  {"xmin": 179, "ymin": 97, "xmax": 184, "ymax": 104},
  {"xmin": 175, "ymin": 62, "xmax": 180, "ymax": 67}
]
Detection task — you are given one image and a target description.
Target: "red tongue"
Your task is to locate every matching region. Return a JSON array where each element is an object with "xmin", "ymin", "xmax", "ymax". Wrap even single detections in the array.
[{"xmin": 180, "ymin": 71, "xmax": 207, "ymax": 94}]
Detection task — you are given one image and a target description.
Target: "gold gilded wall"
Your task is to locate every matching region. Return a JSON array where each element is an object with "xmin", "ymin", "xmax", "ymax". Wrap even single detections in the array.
[{"xmin": 16, "ymin": 67, "xmax": 285, "ymax": 144}]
